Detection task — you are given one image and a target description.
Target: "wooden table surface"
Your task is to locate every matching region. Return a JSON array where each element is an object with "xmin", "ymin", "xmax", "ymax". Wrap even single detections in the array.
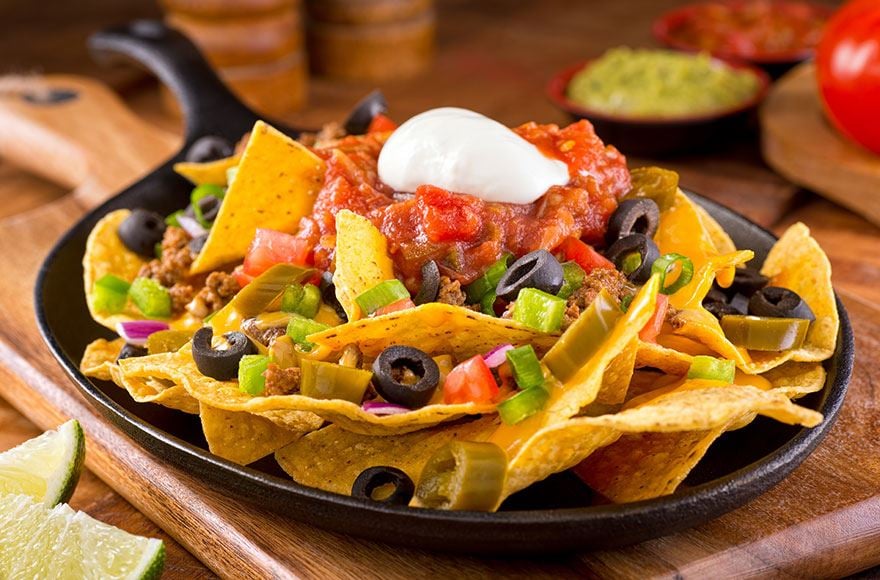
[{"xmin": 2, "ymin": 0, "xmax": 878, "ymax": 578}]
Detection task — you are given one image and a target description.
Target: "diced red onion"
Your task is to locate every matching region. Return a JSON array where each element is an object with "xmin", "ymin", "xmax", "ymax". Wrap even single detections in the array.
[
  {"xmin": 176, "ymin": 215, "xmax": 207, "ymax": 238},
  {"xmin": 116, "ymin": 320, "xmax": 170, "ymax": 346},
  {"xmin": 483, "ymin": 344, "xmax": 514, "ymax": 368},
  {"xmin": 362, "ymin": 401, "xmax": 410, "ymax": 416}
]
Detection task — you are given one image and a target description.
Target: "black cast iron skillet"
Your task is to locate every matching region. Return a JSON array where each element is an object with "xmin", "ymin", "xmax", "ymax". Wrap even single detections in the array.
[{"xmin": 35, "ymin": 20, "xmax": 854, "ymax": 555}]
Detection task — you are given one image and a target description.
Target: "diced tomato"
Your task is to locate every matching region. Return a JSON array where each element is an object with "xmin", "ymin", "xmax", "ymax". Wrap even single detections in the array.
[
  {"xmin": 367, "ymin": 114, "xmax": 397, "ymax": 134},
  {"xmin": 243, "ymin": 228, "xmax": 312, "ymax": 276},
  {"xmin": 639, "ymin": 294, "xmax": 669, "ymax": 343},
  {"xmin": 443, "ymin": 355, "xmax": 499, "ymax": 404},
  {"xmin": 417, "ymin": 185, "xmax": 483, "ymax": 243},
  {"xmin": 559, "ymin": 237, "xmax": 614, "ymax": 272},
  {"xmin": 232, "ymin": 265, "xmax": 254, "ymax": 287},
  {"xmin": 374, "ymin": 298, "xmax": 415, "ymax": 316}
]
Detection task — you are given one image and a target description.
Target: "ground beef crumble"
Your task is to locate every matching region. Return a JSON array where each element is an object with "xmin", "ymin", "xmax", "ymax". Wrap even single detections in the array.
[
  {"xmin": 263, "ymin": 363, "xmax": 301, "ymax": 396},
  {"xmin": 436, "ymin": 276, "xmax": 467, "ymax": 306},
  {"xmin": 186, "ymin": 272, "xmax": 240, "ymax": 318},
  {"xmin": 297, "ymin": 122, "xmax": 346, "ymax": 148},
  {"xmin": 169, "ymin": 284, "xmax": 196, "ymax": 314},
  {"xmin": 561, "ymin": 268, "xmax": 634, "ymax": 331},
  {"xmin": 138, "ymin": 226, "xmax": 194, "ymax": 288}
]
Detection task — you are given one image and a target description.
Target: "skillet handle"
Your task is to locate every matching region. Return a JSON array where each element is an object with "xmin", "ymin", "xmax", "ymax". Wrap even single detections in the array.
[{"xmin": 88, "ymin": 20, "xmax": 261, "ymax": 144}]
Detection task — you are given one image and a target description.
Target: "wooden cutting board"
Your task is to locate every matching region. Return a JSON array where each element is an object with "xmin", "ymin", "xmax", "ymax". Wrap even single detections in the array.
[
  {"xmin": 0, "ymin": 74, "xmax": 878, "ymax": 579},
  {"xmin": 761, "ymin": 63, "xmax": 880, "ymax": 228}
]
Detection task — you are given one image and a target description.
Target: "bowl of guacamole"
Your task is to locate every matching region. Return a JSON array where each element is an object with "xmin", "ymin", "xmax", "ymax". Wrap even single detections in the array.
[{"xmin": 547, "ymin": 47, "xmax": 770, "ymax": 155}]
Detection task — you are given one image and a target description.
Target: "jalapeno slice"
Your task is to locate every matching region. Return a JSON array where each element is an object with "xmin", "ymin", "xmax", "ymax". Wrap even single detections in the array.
[
  {"xmin": 720, "ymin": 315, "xmax": 811, "ymax": 351},
  {"xmin": 415, "ymin": 441, "xmax": 507, "ymax": 511},
  {"xmin": 299, "ymin": 359, "xmax": 373, "ymax": 404},
  {"xmin": 146, "ymin": 330, "xmax": 193, "ymax": 355},
  {"xmin": 621, "ymin": 166, "xmax": 679, "ymax": 211},
  {"xmin": 230, "ymin": 264, "xmax": 314, "ymax": 319}
]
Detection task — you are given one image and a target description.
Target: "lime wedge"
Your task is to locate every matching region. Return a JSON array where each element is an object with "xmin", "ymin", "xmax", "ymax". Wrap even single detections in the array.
[
  {"xmin": 0, "ymin": 494, "xmax": 165, "ymax": 579},
  {"xmin": 0, "ymin": 419, "xmax": 85, "ymax": 506}
]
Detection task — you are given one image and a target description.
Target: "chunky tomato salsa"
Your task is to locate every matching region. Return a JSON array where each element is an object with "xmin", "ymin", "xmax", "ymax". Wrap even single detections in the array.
[{"xmin": 295, "ymin": 120, "xmax": 630, "ymax": 286}]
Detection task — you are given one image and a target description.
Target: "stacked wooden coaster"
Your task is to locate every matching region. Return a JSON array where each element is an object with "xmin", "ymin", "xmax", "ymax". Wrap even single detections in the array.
[
  {"xmin": 306, "ymin": 0, "xmax": 435, "ymax": 81},
  {"xmin": 160, "ymin": 0, "xmax": 308, "ymax": 118}
]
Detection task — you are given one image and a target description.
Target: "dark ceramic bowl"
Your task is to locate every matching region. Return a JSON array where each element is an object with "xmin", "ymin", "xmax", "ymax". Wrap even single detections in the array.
[
  {"xmin": 652, "ymin": 1, "xmax": 834, "ymax": 78},
  {"xmin": 35, "ymin": 21, "xmax": 853, "ymax": 556},
  {"xmin": 546, "ymin": 59, "xmax": 770, "ymax": 156}
]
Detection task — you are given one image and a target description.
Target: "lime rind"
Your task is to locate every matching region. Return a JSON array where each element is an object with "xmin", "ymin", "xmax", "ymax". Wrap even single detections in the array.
[{"xmin": 0, "ymin": 419, "xmax": 85, "ymax": 506}]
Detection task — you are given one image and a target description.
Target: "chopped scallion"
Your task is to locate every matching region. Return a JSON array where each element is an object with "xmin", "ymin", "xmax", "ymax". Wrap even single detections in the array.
[
  {"xmin": 286, "ymin": 314, "xmax": 330, "ymax": 351},
  {"xmin": 497, "ymin": 386, "xmax": 549, "ymax": 425},
  {"xmin": 238, "ymin": 354, "xmax": 270, "ymax": 395},
  {"xmin": 354, "ymin": 279, "xmax": 410, "ymax": 315},
  {"xmin": 128, "ymin": 277, "xmax": 172, "ymax": 318},
  {"xmin": 465, "ymin": 254, "xmax": 512, "ymax": 303},
  {"xmin": 512, "ymin": 288, "xmax": 566, "ymax": 333},
  {"xmin": 91, "ymin": 274, "xmax": 130, "ymax": 314},
  {"xmin": 557, "ymin": 261, "xmax": 586, "ymax": 299},
  {"xmin": 687, "ymin": 355, "xmax": 735, "ymax": 383},
  {"xmin": 651, "ymin": 253, "xmax": 694, "ymax": 295}
]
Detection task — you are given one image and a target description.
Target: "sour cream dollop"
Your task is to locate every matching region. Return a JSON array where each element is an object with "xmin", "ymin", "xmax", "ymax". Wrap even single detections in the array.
[{"xmin": 377, "ymin": 107, "xmax": 570, "ymax": 204}]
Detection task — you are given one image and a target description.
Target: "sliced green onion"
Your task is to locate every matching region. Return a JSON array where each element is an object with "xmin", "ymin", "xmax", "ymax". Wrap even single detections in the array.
[
  {"xmin": 354, "ymin": 279, "xmax": 410, "ymax": 315},
  {"xmin": 238, "ymin": 354, "xmax": 270, "ymax": 395},
  {"xmin": 557, "ymin": 261, "xmax": 586, "ymax": 300},
  {"xmin": 299, "ymin": 358, "xmax": 372, "ymax": 404},
  {"xmin": 687, "ymin": 355, "xmax": 735, "ymax": 383},
  {"xmin": 512, "ymin": 288, "xmax": 566, "ymax": 333},
  {"xmin": 281, "ymin": 284, "xmax": 305, "ymax": 313},
  {"xmin": 281, "ymin": 283, "xmax": 320, "ymax": 317},
  {"xmin": 505, "ymin": 345, "xmax": 544, "ymax": 389},
  {"xmin": 91, "ymin": 274, "xmax": 130, "ymax": 314},
  {"xmin": 480, "ymin": 290, "xmax": 498, "ymax": 316},
  {"xmin": 465, "ymin": 254, "xmax": 512, "ymax": 303},
  {"xmin": 651, "ymin": 253, "xmax": 694, "ymax": 295},
  {"xmin": 165, "ymin": 210, "xmax": 184, "ymax": 228},
  {"xmin": 191, "ymin": 183, "xmax": 225, "ymax": 227},
  {"xmin": 154, "ymin": 242, "xmax": 163, "ymax": 259},
  {"xmin": 128, "ymin": 277, "xmax": 172, "ymax": 318},
  {"xmin": 620, "ymin": 294, "xmax": 634, "ymax": 312},
  {"xmin": 286, "ymin": 314, "xmax": 330, "ymax": 351},
  {"xmin": 497, "ymin": 386, "xmax": 549, "ymax": 425}
]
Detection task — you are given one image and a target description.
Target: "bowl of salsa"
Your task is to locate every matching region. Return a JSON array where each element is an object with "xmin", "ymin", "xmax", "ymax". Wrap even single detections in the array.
[
  {"xmin": 546, "ymin": 48, "xmax": 770, "ymax": 156},
  {"xmin": 653, "ymin": 0, "xmax": 833, "ymax": 76}
]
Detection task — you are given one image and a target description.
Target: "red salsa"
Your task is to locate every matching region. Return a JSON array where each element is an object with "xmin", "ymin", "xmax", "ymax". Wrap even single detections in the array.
[
  {"xmin": 295, "ymin": 120, "xmax": 630, "ymax": 286},
  {"xmin": 663, "ymin": 1, "xmax": 830, "ymax": 60}
]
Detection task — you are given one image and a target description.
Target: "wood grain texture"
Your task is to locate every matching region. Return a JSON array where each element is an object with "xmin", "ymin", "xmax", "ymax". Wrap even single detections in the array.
[
  {"xmin": 2, "ymin": 0, "xmax": 877, "ymax": 577},
  {"xmin": 761, "ymin": 63, "xmax": 880, "ymax": 227}
]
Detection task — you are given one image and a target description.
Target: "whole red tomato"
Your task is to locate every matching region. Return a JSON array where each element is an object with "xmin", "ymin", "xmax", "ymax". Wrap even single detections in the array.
[{"xmin": 816, "ymin": 0, "xmax": 880, "ymax": 155}]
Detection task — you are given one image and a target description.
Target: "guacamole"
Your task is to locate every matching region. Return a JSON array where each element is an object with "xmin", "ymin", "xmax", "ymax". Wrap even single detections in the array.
[{"xmin": 566, "ymin": 48, "xmax": 760, "ymax": 118}]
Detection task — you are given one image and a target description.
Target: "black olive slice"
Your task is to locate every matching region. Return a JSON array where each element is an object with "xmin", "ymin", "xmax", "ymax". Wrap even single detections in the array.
[
  {"xmin": 320, "ymin": 271, "xmax": 348, "ymax": 322},
  {"xmin": 372, "ymin": 346, "xmax": 440, "ymax": 409},
  {"xmin": 604, "ymin": 233, "xmax": 659, "ymax": 285},
  {"xmin": 704, "ymin": 285, "xmax": 728, "ymax": 305},
  {"xmin": 343, "ymin": 90, "xmax": 388, "ymax": 135},
  {"xmin": 117, "ymin": 343, "xmax": 147, "ymax": 362},
  {"xmin": 748, "ymin": 286, "xmax": 815, "ymax": 321},
  {"xmin": 413, "ymin": 260, "xmax": 441, "ymax": 305},
  {"xmin": 705, "ymin": 301, "xmax": 744, "ymax": 319},
  {"xmin": 351, "ymin": 466, "xmax": 414, "ymax": 506},
  {"xmin": 727, "ymin": 268, "xmax": 769, "ymax": 298},
  {"xmin": 605, "ymin": 198, "xmax": 660, "ymax": 245},
  {"xmin": 192, "ymin": 327, "xmax": 257, "ymax": 381},
  {"xmin": 197, "ymin": 195, "xmax": 221, "ymax": 223},
  {"xmin": 118, "ymin": 209, "xmax": 167, "ymax": 258},
  {"xmin": 729, "ymin": 292, "xmax": 750, "ymax": 315},
  {"xmin": 185, "ymin": 135, "xmax": 234, "ymax": 163},
  {"xmin": 495, "ymin": 250, "xmax": 564, "ymax": 301}
]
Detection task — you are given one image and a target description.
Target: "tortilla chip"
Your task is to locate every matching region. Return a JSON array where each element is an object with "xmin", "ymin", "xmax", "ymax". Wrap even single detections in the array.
[
  {"xmin": 762, "ymin": 361, "xmax": 827, "ymax": 399},
  {"xmin": 170, "ymin": 350, "xmax": 485, "ymax": 435},
  {"xmin": 593, "ymin": 339, "xmax": 638, "ymax": 406},
  {"xmin": 190, "ymin": 121, "xmax": 325, "ymax": 274},
  {"xmin": 669, "ymin": 224, "xmax": 838, "ymax": 374},
  {"xmin": 80, "ymin": 338, "xmax": 125, "ymax": 381},
  {"xmin": 332, "ymin": 210, "xmax": 396, "ymax": 321},
  {"xmin": 275, "ymin": 417, "xmax": 499, "ymax": 495},
  {"xmin": 693, "ymin": 201, "xmax": 737, "ymax": 255},
  {"xmin": 501, "ymin": 384, "xmax": 822, "ymax": 500},
  {"xmin": 173, "ymin": 154, "xmax": 240, "ymax": 186},
  {"xmin": 310, "ymin": 302, "xmax": 559, "ymax": 360},
  {"xmin": 198, "ymin": 403, "xmax": 303, "ymax": 465},
  {"xmin": 82, "ymin": 210, "xmax": 149, "ymax": 330}
]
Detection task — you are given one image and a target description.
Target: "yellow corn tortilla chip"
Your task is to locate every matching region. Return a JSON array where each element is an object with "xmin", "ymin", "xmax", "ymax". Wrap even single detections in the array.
[
  {"xmin": 668, "ymin": 224, "xmax": 838, "ymax": 374},
  {"xmin": 198, "ymin": 403, "xmax": 304, "ymax": 465},
  {"xmin": 83, "ymin": 211, "xmax": 149, "ymax": 330},
  {"xmin": 173, "ymin": 154, "xmax": 240, "ymax": 186},
  {"xmin": 80, "ymin": 342, "xmax": 199, "ymax": 414},
  {"xmin": 332, "ymin": 209, "xmax": 396, "ymax": 321},
  {"xmin": 170, "ymin": 350, "xmax": 488, "ymax": 435},
  {"xmin": 309, "ymin": 302, "xmax": 559, "ymax": 360},
  {"xmin": 190, "ymin": 121, "xmax": 325, "ymax": 273},
  {"xmin": 499, "ymin": 384, "xmax": 822, "ymax": 502},
  {"xmin": 275, "ymin": 417, "xmax": 499, "ymax": 495},
  {"xmin": 693, "ymin": 200, "xmax": 737, "ymax": 255}
]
